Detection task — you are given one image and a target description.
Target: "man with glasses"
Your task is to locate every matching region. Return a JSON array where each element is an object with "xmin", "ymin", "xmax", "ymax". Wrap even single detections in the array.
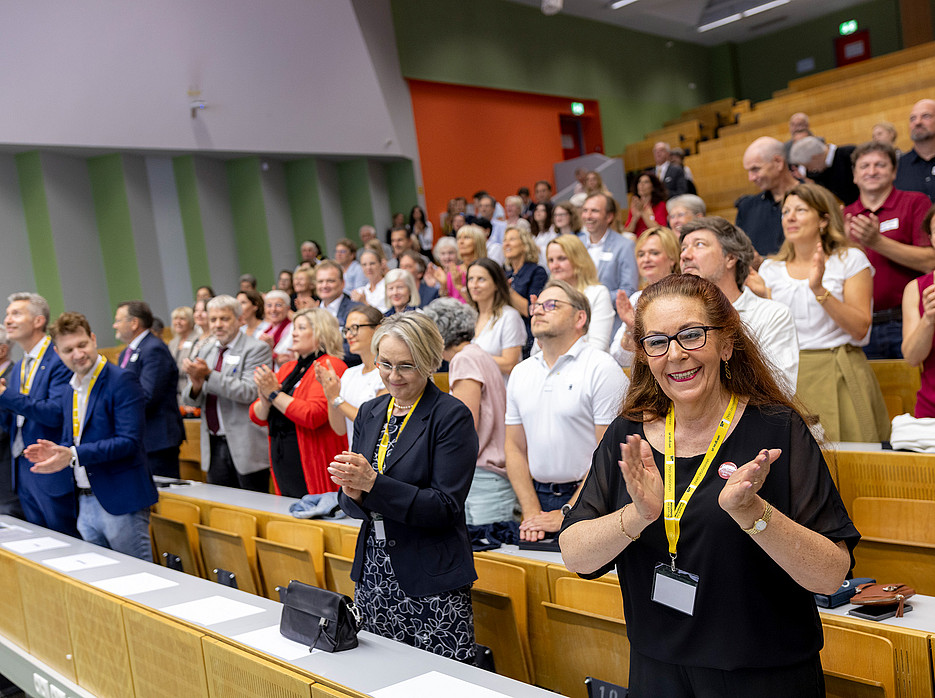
[
  {"xmin": 679, "ymin": 217, "xmax": 799, "ymax": 394},
  {"xmin": 315, "ymin": 261, "xmax": 362, "ymax": 366},
  {"xmin": 505, "ymin": 280, "xmax": 628, "ymax": 541}
]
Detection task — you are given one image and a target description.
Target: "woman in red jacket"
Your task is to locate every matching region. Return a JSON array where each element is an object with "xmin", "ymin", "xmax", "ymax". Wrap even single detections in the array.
[{"xmin": 250, "ymin": 308, "xmax": 348, "ymax": 496}]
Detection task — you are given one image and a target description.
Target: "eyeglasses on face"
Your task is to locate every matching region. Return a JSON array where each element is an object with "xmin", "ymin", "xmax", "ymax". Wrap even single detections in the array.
[
  {"xmin": 342, "ymin": 323, "xmax": 378, "ymax": 338},
  {"xmin": 529, "ymin": 299, "xmax": 577, "ymax": 314},
  {"xmin": 639, "ymin": 325, "xmax": 722, "ymax": 357},
  {"xmin": 374, "ymin": 359, "xmax": 419, "ymax": 375}
]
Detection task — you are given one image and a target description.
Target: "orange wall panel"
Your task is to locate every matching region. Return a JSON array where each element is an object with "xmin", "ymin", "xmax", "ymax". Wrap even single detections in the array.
[{"xmin": 408, "ymin": 80, "xmax": 602, "ymax": 234}]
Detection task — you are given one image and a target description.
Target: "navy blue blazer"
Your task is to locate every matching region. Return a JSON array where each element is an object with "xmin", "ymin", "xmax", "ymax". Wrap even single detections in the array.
[
  {"xmin": 338, "ymin": 380, "xmax": 479, "ymax": 597},
  {"xmin": 61, "ymin": 362, "xmax": 158, "ymax": 516},
  {"xmin": 416, "ymin": 282, "xmax": 439, "ymax": 308},
  {"xmin": 119, "ymin": 331, "xmax": 184, "ymax": 453},
  {"xmin": 0, "ymin": 341, "xmax": 74, "ymax": 496}
]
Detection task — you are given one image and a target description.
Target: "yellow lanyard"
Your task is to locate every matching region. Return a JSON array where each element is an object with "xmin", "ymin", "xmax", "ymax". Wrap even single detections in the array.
[
  {"xmin": 72, "ymin": 357, "xmax": 105, "ymax": 444},
  {"xmin": 375, "ymin": 393, "xmax": 423, "ymax": 474},
  {"xmin": 663, "ymin": 394, "xmax": 738, "ymax": 568},
  {"xmin": 19, "ymin": 336, "xmax": 51, "ymax": 395}
]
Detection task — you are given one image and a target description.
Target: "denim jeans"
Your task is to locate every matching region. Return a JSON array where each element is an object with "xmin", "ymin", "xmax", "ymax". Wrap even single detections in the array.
[
  {"xmin": 862, "ymin": 320, "xmax": 903, "ymax": 360},
  {"xmin": 532, "ymin": 479, "xmax": 580, "ymax": 513},
  {"xmin": 77, "ymin": 492, "xmax": 152, "ymax": 561}
]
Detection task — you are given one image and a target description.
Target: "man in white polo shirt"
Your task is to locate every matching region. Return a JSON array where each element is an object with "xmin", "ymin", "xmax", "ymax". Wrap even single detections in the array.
[{"xmin": 505, "ymin": 279, "xmax": 628, "ymax": 541}]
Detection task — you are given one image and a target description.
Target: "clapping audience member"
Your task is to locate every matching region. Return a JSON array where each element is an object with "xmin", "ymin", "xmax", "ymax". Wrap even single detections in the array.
[
  {"xmin": 383, "ymin": 269, "xmax": 420, "ymax": 317},
  {"xmin": 610, "ymin": 226, "xmax": 681, "ymax": 367},
  {"xmin": 901, "ymin": 205, "xmax": 935, "ymax": 416},
  {"xmin": 425, "ymin": 298, "xmax": 517, "ymax": 525},
  {"xmin": 276, "ymin": 270, "xmax": 294, "ymax": 297},
  {"xmin": 182, "ymin": 295, "xmax": 272, "ymax": 492},
  {"xmin": 623, "ymin": 173, "xmax": 668, "ymax": 237},
  {"xmin": 759, "ymin": 183, "xmax": 890, "ymax": 441},
  {"xmin": 397, "ymin": 249, "xmax": 439, "ymax": 307},
  {"xmin": 352, "ymin": 248, "xmax": 389, "ymax": 312},
  {"xmin": 578, "ymin": 194, "xmax": 638, "ymax": 315},
  {"xmin": 292, "ymin": 267, "xmax": 319, "ymax": 311},
  {"xmin": 334, "ymin": 239, "xmax": 367, "ymax": 291},
  {"xmin": 238, "ymin": 289, "xmax": 266, "ymax": 339},
  {"xmin": 467, "ymin": 258, "xmax": 526, "ymax": 382},
  {"xmin": 560, "ymin": 273, "xmax": 856, "ymax": 698},
  {"xmin": 506, "ymin": 280, "xmax": 627, "ymax": 541},
  {"xmin": 251, "ymin": 309, "xmax": 347, "ymax": 497},
  {"xmin": 330, "ymin": 313, "xmax": 478, "ymax": 663},
  {"xmin": 317, "ymin": 306, "xmax": 386, "ymax": 452},
  {"xmin": 168, "ymin": 306, "xmax": 202, "ymax": 402},
  {"xmin": 530, "ymin": 202, "xmax": 556, "ymax": 265},
  {"xmin": 258, "ymin": 290, "xmax": 294, "ymax": 368},
  {"xmin": 190, "ymin": 297, "xmax": 213, "ymax": 357},
  {"xmin": 552, "ymin": 201, "xmax": 581, "ymax": 236},
  {"xmin": 430, "ymin": 236, "xmax": 466, "ymax": 302},
  {"xmin": 545, "ymin": 235, "xmax": 615, "ymax": 351},
  {"xmin": 410, "ymin": 205, "xmax": 433, "ymax": 256}
]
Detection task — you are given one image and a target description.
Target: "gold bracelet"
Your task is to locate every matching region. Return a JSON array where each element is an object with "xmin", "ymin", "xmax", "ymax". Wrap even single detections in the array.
[
  {"xmin": 815, "ymin": 288, "xmax": 831, "ymax": 304},
  {"xmin": 619, "ymin": 504, "xmax": 640, "ymax": 542}
]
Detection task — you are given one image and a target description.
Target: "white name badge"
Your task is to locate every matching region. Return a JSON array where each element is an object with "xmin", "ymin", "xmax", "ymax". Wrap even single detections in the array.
[
  {"xmin": 224, "ymin": 354, "xmax": 241, "ymax": 365},
  {"xmin": 880, "ymin": 217, "xmax": 899, "ymax": 233},
  {"xmin": 181, "ymin": 341, "xmax": 192, "ymax": 349},
  {"xmin": 652, "ymin": 563, "xmax": 699, "ymax": 616},
  {"xmin": 601, "ymin": 251, "xmax": 614, "ymax": 262},
  {"xmin": 129, "ymin": 353, "xmax": 140, "ymax": 362},
  {"xmin": 374, "ymin": 518, "xmax": 385, "ymax": 541}
]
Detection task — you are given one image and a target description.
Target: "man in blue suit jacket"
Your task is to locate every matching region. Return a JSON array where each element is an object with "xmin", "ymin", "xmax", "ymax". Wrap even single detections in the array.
[
  {"xmin": 577, "ymin": 193, "xmax": 638, "ymax": 331},
  {"xmin": 315, "ymin": 261, "xmax": 363, "ymax": 366},
  {"xmin": 25, "ymin": 312, "xmax": 157, "ymax": 560},
  {"xmin": 114, "ymin": 300, "xmax": 184, "ymax": 478},
  {"xmin": 0, "ymin": 293, "xmax": 77, "ymax": 535}
]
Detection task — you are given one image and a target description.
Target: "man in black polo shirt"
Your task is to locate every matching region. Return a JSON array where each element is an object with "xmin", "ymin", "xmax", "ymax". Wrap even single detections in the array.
[
  {"xmin": 735, "ymin": 137, "xmax": 800, "ymax": 257},
  {"xmin": 895, "ymin": 99, "xmax": 935, "ymax": 202}
]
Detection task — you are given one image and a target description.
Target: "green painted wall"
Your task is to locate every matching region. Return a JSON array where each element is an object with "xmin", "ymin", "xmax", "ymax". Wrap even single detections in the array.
[
  {"xmin": 732, "ymin": 0, "xmax": 902, "ymax": 103},
  {"xmin": 15, "ymin": 151, "xmax": 65, "ymax": 315},
  {"xmin": 390, "ymin": 0, "xmax": 720, "ymax": 155},
  {"xmin": 337, "ymin": 160, "xmax": 374, "ymax": 239},
  {"xmin": 87, "ymin": 154, "xmax": 144, "ymax": 307},
  {"xmin": 227, "ymin": 157, "xmax": 275, "ymax": 290},
  {"xmin": 284, "ymin": 158, "xmax": 326, "ymax": 250},
  {"xmin": 172, "ymin": 155, "xmax": 212, "ymax": 295},
  {"xmin": 384, "ymin": 160, "xmax": 417, "ymax": 217}
]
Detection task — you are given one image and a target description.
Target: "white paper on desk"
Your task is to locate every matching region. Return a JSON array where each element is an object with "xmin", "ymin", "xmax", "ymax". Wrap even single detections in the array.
[
  {"xmin": 2, "ymin": 536, "xmax": 70, "ymax": 554},
  {"xmin": 232, "ymin": 625, "xmax": 314, "ymax": 660},
  {"xmin": 44, "ymin": 552, "xmax": 120, "ymax": 572},
  {"xmin": 371, "ymin": 671, "xmax": 512, "ymax": 698},
  {"xmin": 0, "ymin": 522, "xmax": 29, "ymax": 532},
  {"xmin": 91, "ymin": 572, "xmax": 179, "ymax": 596},
  {"xmin": 161, "ymin": 595, "xmax": 265, "ymax": 626}
]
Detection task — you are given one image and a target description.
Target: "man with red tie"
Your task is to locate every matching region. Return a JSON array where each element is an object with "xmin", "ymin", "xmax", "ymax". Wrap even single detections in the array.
[{"xmin": 182, "ymin": 295, "xmax": 271, "ymax": 491}]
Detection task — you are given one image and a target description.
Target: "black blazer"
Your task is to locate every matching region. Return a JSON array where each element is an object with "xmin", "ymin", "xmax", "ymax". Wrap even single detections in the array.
[
  {"xmin": 338, "ymin": 380, "xmax": 479, "ymax": 597},
  {"xmin": 118, "ymin": 331, "xmax": 184, "ymax": 453}
]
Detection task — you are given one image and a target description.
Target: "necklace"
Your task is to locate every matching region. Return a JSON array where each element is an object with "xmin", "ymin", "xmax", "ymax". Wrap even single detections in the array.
[{"xmin": 394, "ymin": 401, "xmax": 415, "ymax": 410}]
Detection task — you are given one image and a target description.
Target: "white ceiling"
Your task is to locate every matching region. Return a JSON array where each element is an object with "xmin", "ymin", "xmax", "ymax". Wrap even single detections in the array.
[{"xmin": 506, "ymin": 0, "xmax": 872, "ymax": 47}]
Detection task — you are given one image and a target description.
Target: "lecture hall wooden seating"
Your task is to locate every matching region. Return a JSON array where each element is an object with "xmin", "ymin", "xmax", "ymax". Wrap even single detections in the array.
[
  {"xmin": 821, "ymin": 624, "xmax": 898, "ymax": 698},
  {"xmin": 196, "ymin": 508, "xmax": 262, "ymax": 593},
  {"xmin": 471, "ymin": 556, "xmax": 534, "ymax": 683},
  {"xmin": 253, "ymin": 520, "xmax": 326, "ymax": 599}
]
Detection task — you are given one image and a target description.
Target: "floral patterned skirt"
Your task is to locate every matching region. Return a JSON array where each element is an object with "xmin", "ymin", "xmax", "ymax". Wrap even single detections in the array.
[{"xmin": 355, "ymin": 524, "xmax": 475, "ymax": 662}]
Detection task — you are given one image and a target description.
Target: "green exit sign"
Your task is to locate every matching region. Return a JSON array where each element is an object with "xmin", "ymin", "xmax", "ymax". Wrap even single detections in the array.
[
  {"xmin": 571, "ymin": 102, "xmax": 584, "ymax": 116},
  {"xmin": 839, "ymin": 20, "xmax": 857, "ymax": 35}
]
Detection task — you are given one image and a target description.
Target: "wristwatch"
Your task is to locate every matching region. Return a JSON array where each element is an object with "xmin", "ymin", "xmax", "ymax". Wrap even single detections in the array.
[
  {"xmin": 561, "ymin": 503, "xmax": 573, "ymax": 517},
  {"xmin": 331, "ymin": 396, "xmax": 346, "ymax": 407},
  {"xmin": 742, "ymin": 501, "xmax": 773, "ymax": 535},
  {"xmin": 268, "ymin": 390, "xmax": 280, "ymax": 402}
]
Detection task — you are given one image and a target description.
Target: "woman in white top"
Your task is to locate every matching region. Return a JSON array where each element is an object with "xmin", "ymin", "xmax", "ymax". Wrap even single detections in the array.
[
  {"xmin": 237, "ymin": 288, "xmax": 266, "ymax": 339},
  {"xmin": 531, "ymin": 202, "xmax": 557, "ymax": 266},
  {"xmin": 409, "ymin": 205, "xmax": 434, "ymax": 255},
  {"xmin": 466, "ymin": 258, "xmax": 526, "ymax": 381},
  {"xmin": 544, "ymin": 235, "xmax": 614, "ymax": 351},
  {"xmin": 610, "ymin": 226, "xmax": 681, "ymax": 367},
  {"xmin": 317, "ymin": 305, "xmax": 387, "ymax": 452},
  {"xmin": 351, "ymin": 248, "xmax": 389, "ymax": 312},
  {"xmin": 258, "ymin": 289, "xmax": 294, "ymax": 368},
  {"xmin": 759, "ymin": 183, "xmax": 889, "ymax": 442},
  {"xmin": 168, "ymin": 306, "xmax": 202, "ymax": 403}
]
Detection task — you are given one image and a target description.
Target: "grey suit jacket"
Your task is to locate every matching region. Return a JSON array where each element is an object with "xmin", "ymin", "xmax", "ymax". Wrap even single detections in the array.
[{"xmin": 182, "ymin": 332, "xmax": 272, "ymax": 475}]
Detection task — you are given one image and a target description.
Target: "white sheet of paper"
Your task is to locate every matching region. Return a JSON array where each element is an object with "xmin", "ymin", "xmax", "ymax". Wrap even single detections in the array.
[
  {"xmin": 0, "ymin": 522, "xmax": 29, "ymax": 532},
  {"xmin": 44, "ymin": 552, "xmax": 120, "ymax": 572},
  {"xmin": 91, "ymin": 572, "xmax": 179, "ymax": 596},
  {"xmin": 2, "ymin": 536, "xmax": 71, "ymax": 554},
  {"xmin": 161, "ymin": 595, "xmax": 265, "ymax": 626},
  {"xmin": 231, "ymin": 625, "xmax": 314, "ymax": 660},
  {"xmin": 371, "ymin": 671, "xmax": 512, "ymax": 698}
]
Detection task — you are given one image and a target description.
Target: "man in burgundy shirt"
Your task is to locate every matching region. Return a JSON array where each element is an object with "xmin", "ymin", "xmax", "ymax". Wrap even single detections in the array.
[{"xmin": 844, "ymin": 141, "xmax": 934, "ymax": 359}]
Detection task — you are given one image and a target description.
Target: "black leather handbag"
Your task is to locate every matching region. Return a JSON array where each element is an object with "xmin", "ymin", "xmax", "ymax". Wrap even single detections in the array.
[{"xmin": 279, "ymin": 580, "xmax": 362, "ymax": 652}]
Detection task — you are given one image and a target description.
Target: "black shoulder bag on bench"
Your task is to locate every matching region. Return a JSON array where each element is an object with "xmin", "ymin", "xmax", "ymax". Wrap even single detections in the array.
[{"xmin": 279, "ymin": 580, "xmax": 362, "ymax": 652}]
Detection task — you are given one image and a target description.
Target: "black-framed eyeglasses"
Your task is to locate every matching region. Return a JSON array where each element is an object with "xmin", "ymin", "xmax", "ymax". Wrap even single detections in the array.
[
  {"xmin": 374, "ymin": 359, "xmax": 419, "ymax": 375},
  {"xmin": 529, "ymin": 299, "xmax": 577, "ymax": 314},
  {"xmin": 639, "ymin": 326, "xmax": 722, "ymax": 357},
  {"xmin": 342, "ymin": 323, "xmax": 378, "ymax": 338}
]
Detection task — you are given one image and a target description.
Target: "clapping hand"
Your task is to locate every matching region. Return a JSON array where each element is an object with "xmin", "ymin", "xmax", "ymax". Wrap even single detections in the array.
[
  {"xmin": 808, "ymin": 242, "xmax": 826, "ymax": 296},
  {"xmin": 314, "ymin": 359, "xmax": 341, "ymax": 402},
  {"xmin": 718, "ymin": 448, "xmax": 781, "ymax": 516},
  {"xmin": 618, "ymin": 434, "xmax": 663, "ymax": 524}
]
